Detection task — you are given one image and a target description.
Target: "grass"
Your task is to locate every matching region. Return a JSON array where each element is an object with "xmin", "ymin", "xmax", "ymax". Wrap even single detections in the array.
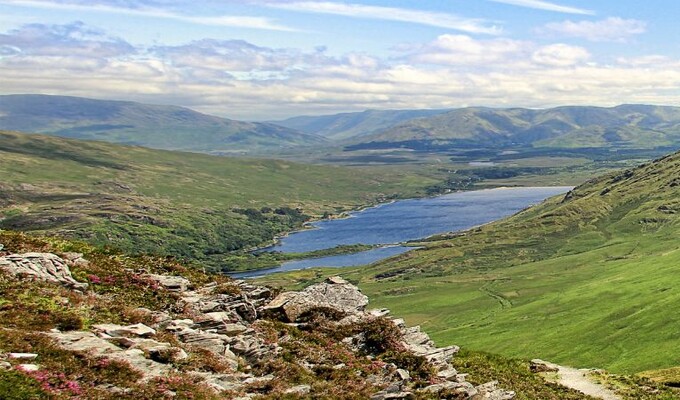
[
  {"xmin": 260, "ymin": 151, "xmax": 680, "ymax": 375},
  {"xmin": 0, "ymin": 130, "xmax": 444, "ymax": 269}
]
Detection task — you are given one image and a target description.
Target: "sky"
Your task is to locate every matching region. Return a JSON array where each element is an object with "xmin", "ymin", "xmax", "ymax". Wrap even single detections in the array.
[{"xmin": 0, "ymin": 0, "xmax": 679, "ymax": 120}]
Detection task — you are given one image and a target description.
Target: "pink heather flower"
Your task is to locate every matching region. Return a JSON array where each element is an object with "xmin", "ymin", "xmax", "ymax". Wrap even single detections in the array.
[{"xmin": 88, "ymin": 274, "xmax": 102, "ymax": 284}]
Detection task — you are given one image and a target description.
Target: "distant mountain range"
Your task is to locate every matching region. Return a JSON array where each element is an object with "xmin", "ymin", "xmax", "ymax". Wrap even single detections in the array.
[
  {"xmin": 5, "ymin": 95, "xmax": 680, "ymax": 155},
  {"xmin": 0, "ymin": 94, "xmax": 326, "ymax": 154},
  {"xmin": 273, "ymin": 109, "xmax": 449, "ymax": 140},
  {"xmin": 345, "ymin": 105, "xmax": 680, "ymax": 151}
]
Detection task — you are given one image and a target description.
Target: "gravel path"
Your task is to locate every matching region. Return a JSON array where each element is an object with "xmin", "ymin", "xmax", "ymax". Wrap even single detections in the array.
[{"xmin": 533, "ymin": 360, "xmax": 621, "ymax": 400}]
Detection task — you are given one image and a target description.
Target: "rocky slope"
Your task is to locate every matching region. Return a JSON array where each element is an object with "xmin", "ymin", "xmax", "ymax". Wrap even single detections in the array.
[{"xmin": 0, "ymin": 232, "xmax": 522, "ymax": 399}]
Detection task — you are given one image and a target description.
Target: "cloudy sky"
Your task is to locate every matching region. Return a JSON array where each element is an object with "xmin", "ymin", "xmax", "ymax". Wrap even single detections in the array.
[{"xmin": 0, "ymin": 0, "xmax": 678, "ymax": 120}]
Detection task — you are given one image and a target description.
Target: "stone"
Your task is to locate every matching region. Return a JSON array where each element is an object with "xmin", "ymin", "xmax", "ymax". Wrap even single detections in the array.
[
  {"xmin": 0, "ymin": 361, "xmax": 11, "ymax": 370},
  {"xmin": 193, "ymin": 312, "xmax": 248, "ymax": 336},
  {"xmin": 0, "ymin": 253, "xmax": 88, "ymax": 290},
  {"xmin": 48, "ymin": 331, "xmax": 121, "ymax": 354},
  {"xmin": 284, "ymin": 384, "xmax": 311, "ymax": 395},
  {"xmin": 436, "ymin": 367, "xmax": 459, "ymax": 381},
  {"xmin": 395, "ymin": 368, "xmax": 410, "ymax": 381},
  {"xmin": 143, "ymin": 273, "xmax": 191, "ymax": 292},
  {"xmin": 165, "ymin": 319, "xmax": 194, "ymax": 332},
  {"xmin": 17, "ymin": 364, "xmax": 40, "ymax": 372},
  {"xmin": 474, "ymin": 381, "xmax": 516, "ymax": 399},
  {"xmin": 263, "ymin": 277, "xmax": 369, "ymax": 322},
  {"xmin": 371, "ymin": 391, "xmax": 415, "ymax": 399},
  {"xmin": 530, "ymin": 359, "xmax": 559, "ymax": 373},
  {"xmin": 93, "ymin": 323, "xmax": 156, "ymax": 338},
  {"xmin": 8, "ymin": 353, "xmax": 38, "ymax": 360}
]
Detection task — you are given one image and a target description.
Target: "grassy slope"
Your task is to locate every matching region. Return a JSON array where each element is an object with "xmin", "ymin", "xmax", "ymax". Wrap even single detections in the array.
[
  {"xmin": 262, "ymin": 151, "xmax": 680, "ymax": 374},
  {"xmin": 355, "ymin": 105, "xmax": 680, "ymax": 150},
  {"xmin": 1, "ymin": 229, "xmax": 676, "ymax": 399},
  {"xmin": 0, "ymin": 130, "xmax": 437, "ymax": 268}
]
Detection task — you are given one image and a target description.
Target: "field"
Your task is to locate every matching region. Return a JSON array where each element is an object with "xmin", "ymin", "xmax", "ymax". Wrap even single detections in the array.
[{"xmin": 260, "ymin": 151, "xmax": 680, "ymax": 375}]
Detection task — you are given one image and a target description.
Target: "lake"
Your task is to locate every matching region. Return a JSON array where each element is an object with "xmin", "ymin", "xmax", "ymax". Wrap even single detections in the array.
[{"xmin": 230, "ymin": 186, "xmax": 571, "ymax": 279}]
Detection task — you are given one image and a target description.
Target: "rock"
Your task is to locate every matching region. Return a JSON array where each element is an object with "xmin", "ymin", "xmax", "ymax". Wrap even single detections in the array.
[
  {"xmin": 284, "ymin": 384, "xmax": 311, "ymax": 395},
  {"xmin": 395, "ymin": 368, "xmax": 410, "ymax": 381},
  {"xmin": 93, "ymin": 323, "xmax": 156, "ymax": 338},
  {"xmin": 326, "ymin": 276, "xmax": 349, "ymax": 285},
  {"xmin": 48, "ymin": 331, "xmax": 122, "ymax": 354},
  {"xmin": 147, "ymin": 346, "xmax": 188, "ymax": 363},
  {"xmin": 0, "ymin": 361, "xmax": 11, "ymax": 370},
  {"xmin": 264, "ymin": 277, "xmax": 369, "ymax": 322},
  {"xmin": 368, "ymin": 308, "xmax": 391, "ymax": 317},
  {"xmin": 143, "ymin": 273, "xmax": 191, "ymax": 292},
  {"xmin": 17, "ymin": 364, "xmax": 40, "ymax": 372},
  {"xmin": 0, "ymin": 253, "xmax": 88, "ymax": 290},
  {"xmin": 436, "ymin": 367, "xmax": 459, "ymax": 381},
  {"xmin": 530, "ymin": 359, "xmax": 559, "ymax": 373},
  {"xmin": 474, "ymin": 381, "xmax": 516, "ymax": 399},
  {"xmin": 423, "ymin": 381, "xmax": 477, "ymax": 397},
  {"xmin": 193, "ymin": 312, "xmax": 248, "ymax": 336},
  {"xmin": 8, "ymin": 353, "xmax": 38, "ymax": 360},
  {"xmin": 165, "ymin": 319, "xmax": 194, "ymax": 332},
  {"xmin": 61, "ymin": 252, "xmax": 89, "ymax": 268},
  {"xmin": 371, "ymin": 391, "xmax": 414, "ymax": 399}
]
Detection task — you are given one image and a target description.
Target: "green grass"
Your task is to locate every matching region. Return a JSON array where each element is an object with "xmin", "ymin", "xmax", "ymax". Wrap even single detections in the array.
[
  {"xmin": 0, "ymin": 130, "xmax": 440, "ymax": 269},
  {"xmin": 260, "ymin": 151, "xmax": 680, "ymax": 375}
]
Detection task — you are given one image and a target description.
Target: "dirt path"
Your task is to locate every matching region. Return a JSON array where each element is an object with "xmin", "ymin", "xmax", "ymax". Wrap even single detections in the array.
[{"xmin": 533, "ymin": 360, "xmax": 621, "ymax": 400}]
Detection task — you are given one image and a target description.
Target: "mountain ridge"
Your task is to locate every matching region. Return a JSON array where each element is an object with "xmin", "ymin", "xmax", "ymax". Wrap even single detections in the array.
[
  {"xmin": 0, "ymin": 94, "xmax": 326, "ymax": 154},
  {"xmin": 350, "ymin": 104, "xmax": 680, "ymax": 150}
]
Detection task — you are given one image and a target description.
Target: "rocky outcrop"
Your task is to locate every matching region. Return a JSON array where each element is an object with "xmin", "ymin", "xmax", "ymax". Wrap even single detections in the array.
[
  {"xmin": 2, "ymin": 249, "xmax": 513, "ymax": 399},
  {"xmin": 263, "ymin": 276, "xmax": 369, "ymax": 322},
  {"xmin": 0, "ymin": 252, "xmax": 87, "ymax": 290}
]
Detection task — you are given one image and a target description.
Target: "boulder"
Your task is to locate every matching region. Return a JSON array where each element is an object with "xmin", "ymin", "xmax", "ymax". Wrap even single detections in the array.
[
  {"xmin": 193, "ymin": 312, "xmax": 248, "ymax": 336},
  {"xmin": 0, "ymin": 253, "xmax": 88, "ymax": 290},
  {"xmin": 473, "ymin": 381, "xmax": 516, "ymax": 399},
  {"xmin": 263, "ymin": 276, "xmax": 368, "ymax": 322},
  {"xmin": 143, "ymin": 273, "xmax": 191, "ymax": 292},
  {"xmin": 93, "ymin": 323, "xmax": 156, "ymax": 338}
]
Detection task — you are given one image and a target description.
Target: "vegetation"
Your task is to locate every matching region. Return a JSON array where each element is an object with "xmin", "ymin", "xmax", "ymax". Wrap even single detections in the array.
[
  {"xmin": 0, "ymin": 130, "xmax": 438, "ymax": 270},
  {"xmin": 218, "ymin": 244, "xmax": 376, "ymax": 273},
  {"xmin": 261, "ymin": 150, "xmax": 680, "ymax": 376},
  {"xmin": 0, "ymin": 94, "xmax": 326, "ymax": 153}
]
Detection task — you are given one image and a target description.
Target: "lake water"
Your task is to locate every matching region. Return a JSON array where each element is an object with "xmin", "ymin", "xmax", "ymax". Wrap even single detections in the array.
[{"xmin": 230, "ymin": 186, "xmax": 571, "ymax": 279}]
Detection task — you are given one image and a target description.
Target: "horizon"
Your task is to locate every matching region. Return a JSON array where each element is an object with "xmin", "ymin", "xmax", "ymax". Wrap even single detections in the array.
[{"xmin": 1, "ymin": 0, "xmax": 679, "ymax": 120}]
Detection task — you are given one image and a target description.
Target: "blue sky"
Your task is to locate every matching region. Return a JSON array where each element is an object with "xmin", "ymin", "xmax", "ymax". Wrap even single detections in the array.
[{"xmin": 1, "ymin": 0, "xmax": 679, "ymax": 120}]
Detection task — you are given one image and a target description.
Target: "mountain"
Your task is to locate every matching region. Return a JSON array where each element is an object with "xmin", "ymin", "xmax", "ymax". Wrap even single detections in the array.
[
  {"xmin": 0, "ymin": 130, "xmax": 431, "ymax": 269},
  {"xmin": 347, "ymin": 105, "xmax": 680, "ymax": 151},
  {"xmin": 269, "ymin": 149, "xmax": 680, "ymax": 376},
  {"xmin": 0, "ymin": 94, "xmax": 326, "ymax": 153},
  {"xmin": 273, "ymin": 109, "xmax": 449, "ymax": 140}
]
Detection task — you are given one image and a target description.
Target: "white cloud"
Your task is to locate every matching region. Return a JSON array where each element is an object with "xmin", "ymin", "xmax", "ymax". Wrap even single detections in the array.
[
  {"xmin": 400, "ymin": 34, "xmax": 530, "ymax": 67},
  {"xmin": 3, "ymin": 22, "xmax": 680, "ymax": 120},
  {"xmin": 531, "ymin": 43, "xmax": 590, "ymax": 66},
  {"xmin": 540, "ymin": 17, "xmax": 646, "ymax": 42},
  {"xmin": 0, "ymin": 0, "xmax": 297, "ymax": 31},
  {"xmin": 265, "ymin": 1, "xmax": 502, "ymax": 35},
  {"xmin": 488, "ymin": 0, "xmax": 594, "ymax": 15}
]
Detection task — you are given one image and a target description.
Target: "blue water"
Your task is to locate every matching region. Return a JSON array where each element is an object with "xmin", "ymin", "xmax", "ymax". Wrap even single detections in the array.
[
  {"xmin": 231, "ymin": 246, "xmax": 414, "ymax": 279},
  {"xmin": 229, "ymin": 186, "xmax": 571, "ymax": 279}
]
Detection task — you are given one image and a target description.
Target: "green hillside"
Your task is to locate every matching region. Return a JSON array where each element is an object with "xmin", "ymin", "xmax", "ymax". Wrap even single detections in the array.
[
  {"xmin": 264, "ymin": 150, "xmax": 680, "ymax": 375},
  {"xmin": 0, "ymin": 130, "xmax": 435, "ymax": 269},
  {"xmin": 0, "ymin": 94, "xmax": 325, "ymax": 153},
  {"xmin": 349, "ymin": 105, "xmax": 680, "ymax": 152},
  {"xmin": 273, "ymin": 109, "xmax": 449, "ymax": 140}
]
